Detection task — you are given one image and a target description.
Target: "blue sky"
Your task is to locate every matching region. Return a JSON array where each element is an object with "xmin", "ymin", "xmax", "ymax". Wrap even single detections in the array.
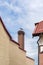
[{"xmin": 0, "ymin": 0, "xmax": 43, "ymax": 65}]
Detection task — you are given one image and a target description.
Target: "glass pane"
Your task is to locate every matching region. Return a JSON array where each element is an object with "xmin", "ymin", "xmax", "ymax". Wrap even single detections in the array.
[{"xmin": 40, "ymin": 46, "xmax": 43, "ymax": 52}]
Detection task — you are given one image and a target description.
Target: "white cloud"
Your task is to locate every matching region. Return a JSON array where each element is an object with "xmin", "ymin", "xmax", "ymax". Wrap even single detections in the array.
[
  {"xmin": 0, "ymin": 1, "xmax": 22, "ymax": 13},
  {"xmin": 0, "ymin": 11, "xmax": 2, "ymax": 16},
  {"xmin": 24, "ymin": 35, "xmax": 38, "ymax": 60},
  {"xmin": 25, "ymin": 36, "xmax": 38, "ymax": 49},
  {"xmin": 4, "ymin": 17, "xmax": 14, "ymax": 27},
  {"xmin": 17, "ymin": 17, "xmax": 34, "ymax": 31},
  {"xmin": 26, "ymin": 51, "xmax": 38, "ymax": 57},
  {"xmin": 29, "ymin": 0, "xmax": 43, "ymax": 10},
  {"xmin": 1, "ymin": 0, "xmax": 43, "ymax": 65}
]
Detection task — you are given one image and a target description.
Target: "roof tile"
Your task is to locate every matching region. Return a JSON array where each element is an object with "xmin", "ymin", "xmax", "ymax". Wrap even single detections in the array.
[{"xmin": 32, "ymin": 21, "xmax": 43, "ymax": 36}]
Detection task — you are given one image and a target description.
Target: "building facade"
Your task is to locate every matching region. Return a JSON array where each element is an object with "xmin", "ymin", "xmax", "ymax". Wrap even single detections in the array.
[
  {"xmin": 32, "ymin": 21, "xmax": 43, "ymax": 65},
  {"xmin": 0, "ymin": 17, "xmax": 34, "ymax": 65}
]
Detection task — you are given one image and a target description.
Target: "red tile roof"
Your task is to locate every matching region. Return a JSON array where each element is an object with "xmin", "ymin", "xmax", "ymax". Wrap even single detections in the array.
[{"xmin": 32, "ymin": 21, "xmax": 43, "ymax": 36}]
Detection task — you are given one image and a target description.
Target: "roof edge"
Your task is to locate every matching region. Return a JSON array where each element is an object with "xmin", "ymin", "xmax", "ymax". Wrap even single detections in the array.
[
  {"xmin": 35, "ymin": 22, "xmax": 39, "ymax": 25},
  {"xmin": 19, "ymin": 47, "xmax": 26, "ymax": 52},
  {"xmin": 32, "ymin": 33, "xmax": 43, "ymax": 37},
  {"xmin": 26, "ymin": 56, "xmax": 35, "ymax": 61},
  {"xmin": 0, "ymin": 17, "xmax": 19, "ymax": 45},
  {"xmin": 11, "ymin": 39, "xmax": 20, "ymax": 45},
  {"xmin": 0, "ymin": 17, "xmax": 11, "ymax": 39}
]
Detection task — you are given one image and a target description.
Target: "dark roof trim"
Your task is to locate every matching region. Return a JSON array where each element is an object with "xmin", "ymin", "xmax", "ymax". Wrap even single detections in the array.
[
  {"xmin": 35, "ymin": 21, "xmax": 43, "ymax": 26},
  {"xmin": 26, "ymin": 56, "xmax": 35, "ymax": 61},
  {"xmin": 32, "ymin": 33, "xmax": 43, "ymax": 37},
  {"xmin": 40, "ymin": 52, "xmax": 43, "ymax": 54},
  {"xmin": 11, "ymin": 39, "xmax": 19, "ymax": 45},
  {"xmin": 19, "ymin": 47, "xmax": 26, "ymax": 52},
  {"xmin": 35, "ymin": 22, "xmax": 39, "ymax": 25},
  {"xmin": 0, "ymin": 17, "xmax": 19, "ymax": 45},
  {"xmin": 0, "ymin": 17, "xmax": 11, "ymax": 39}
]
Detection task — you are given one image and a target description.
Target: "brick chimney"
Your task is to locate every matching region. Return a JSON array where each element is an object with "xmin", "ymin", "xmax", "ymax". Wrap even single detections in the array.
[{"xmin": 18, "ymin": 28, "xmax": 25, "ymax": 50}]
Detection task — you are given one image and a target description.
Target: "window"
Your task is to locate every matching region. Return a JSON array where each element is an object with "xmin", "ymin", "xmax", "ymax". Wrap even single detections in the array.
[{"xmin": 40, "ymin": 46, "xmax": 43, "ymax": 52}]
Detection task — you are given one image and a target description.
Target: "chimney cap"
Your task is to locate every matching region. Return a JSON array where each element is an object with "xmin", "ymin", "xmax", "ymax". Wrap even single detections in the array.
[{"xmin": 18, "ymin": 28, "xmax": 25, "ymax": 35}]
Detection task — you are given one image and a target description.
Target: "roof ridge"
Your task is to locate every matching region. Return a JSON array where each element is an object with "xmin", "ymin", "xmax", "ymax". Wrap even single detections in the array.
[{"xmin": 35, "ymin": 20, "xmax": 43, "ymax": 25}]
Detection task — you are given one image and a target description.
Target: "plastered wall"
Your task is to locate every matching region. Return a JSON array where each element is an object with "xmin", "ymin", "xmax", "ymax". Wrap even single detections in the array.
[
  {"xmin": 0, "ymin": 20, "xmax": 34, "ymax": 65},
  {"xmin": 9, "ymin": 41, "xmax": 34, "ymax": 65},
  {"xmin": 0, "ymin": 21, "xmax": 9, "ymax": 65}
]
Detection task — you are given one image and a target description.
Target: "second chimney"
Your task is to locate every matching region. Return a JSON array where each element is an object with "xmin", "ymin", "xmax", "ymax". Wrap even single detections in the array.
[{"xmin": 18, "ymin": 28, "xmax": 25, "ymax": 50}]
